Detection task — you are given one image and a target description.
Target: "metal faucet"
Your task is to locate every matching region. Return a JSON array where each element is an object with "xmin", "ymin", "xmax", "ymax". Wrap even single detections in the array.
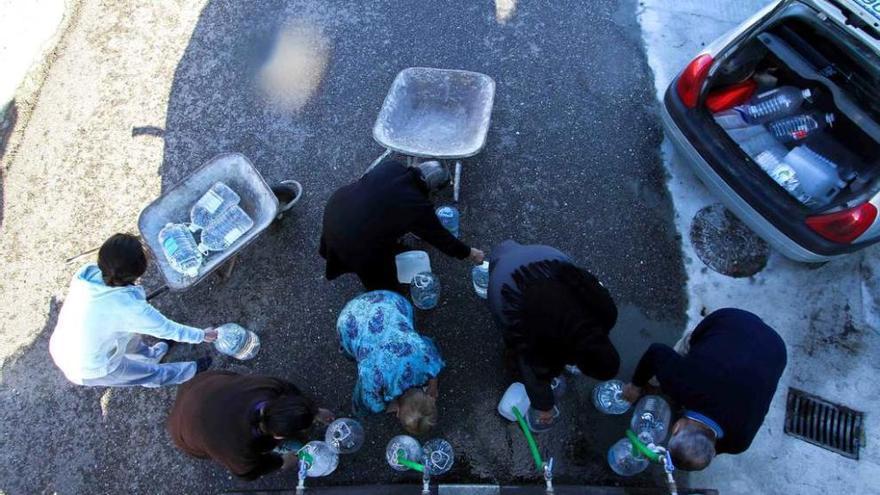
[
  {"xmin": 295, "ymin": 458, "xmax": 308, "ymax": 495},
  {"xmin": 421, "ymin": 456, "xmax": 431, "ymax": 495},
  {"xmin": 543, "ymin": 457, "xmax": 554, "ymax": 494}
]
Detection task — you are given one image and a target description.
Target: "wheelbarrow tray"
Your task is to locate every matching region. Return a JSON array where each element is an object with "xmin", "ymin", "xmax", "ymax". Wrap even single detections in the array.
[
  {"xmin": 373, "ymin": 67, "xmax": 496, "ymax": 159},
  {"xmin": 138, "ymin": 152, "xmax": 279, "ymax": 291}
]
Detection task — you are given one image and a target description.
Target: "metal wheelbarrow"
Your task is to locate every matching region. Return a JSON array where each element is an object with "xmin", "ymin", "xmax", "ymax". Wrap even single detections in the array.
[
  {"xmin": 369, "ymin": 67, "xmax": 496, "ymax": 202},
  {"xmin": 137, "ymin": 152, "xmax": 302, "ymax": 299}
]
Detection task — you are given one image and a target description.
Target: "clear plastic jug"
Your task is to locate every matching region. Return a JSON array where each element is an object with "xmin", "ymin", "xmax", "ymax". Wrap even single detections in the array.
[
  {"xmin": 298, "ymin": 441, "xmax": 339, "ymax": 477},
  {"xmin": 410, "ymin": 271, "xmax": 440, "ymax": 310},
  {"xmin": 436, "ymin": 205, "xmax": 460, "ymax": 238},
  {"xmin": 592, "ymin": 380, "xmax": 632, "ymax": 415},
  {"xmin": 423, "ymin": 438, "xmax": 455, "ymax": 475},
  {"xmin": 158, "ymin": 223, "xmax": 203, "ymax": 278},
  {"xmin": 471, "ymin": 261, "xmax": 489, "ymax": 299},
  {"xmin": 630, "ymin": 395, "xmax": 671, "ymax": 444},
  {"xmin": 325, "ymin": 418, "xmax": 365, "ymax": 454},
  {"xmin": 213, "ymin": 323, "xmax": 261, "ymax": 360},
  {"xmin": 190, "ymin": 182, "xmax": 240, "ymax": 231},
  {"xmin": 197, "ymin": 205, "xmax": 254, "ymax": 254},
  {"xmin": 386, "ymin": 435, "xmax": 422, "ymax": 472},
  {"xmin": 607, "ymin": 437, "xmax": 650, "ymax": 476}
]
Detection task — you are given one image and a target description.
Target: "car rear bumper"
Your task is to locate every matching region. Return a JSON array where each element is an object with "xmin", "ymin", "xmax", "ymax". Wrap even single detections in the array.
[{"xmin": 660, "ymin": 92, "xmax": 833, "ymax": 263}]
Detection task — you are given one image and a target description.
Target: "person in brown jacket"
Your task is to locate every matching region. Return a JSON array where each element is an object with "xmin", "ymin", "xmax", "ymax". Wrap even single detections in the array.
[{"xmin": 167, "ymin": 371, "xmax": 332, "ymax": 480}]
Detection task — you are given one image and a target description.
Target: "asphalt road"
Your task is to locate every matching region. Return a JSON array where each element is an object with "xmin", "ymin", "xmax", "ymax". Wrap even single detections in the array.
[{"xmin": 0, "ymin": 0, "xmax": 686, "ymax": 493}]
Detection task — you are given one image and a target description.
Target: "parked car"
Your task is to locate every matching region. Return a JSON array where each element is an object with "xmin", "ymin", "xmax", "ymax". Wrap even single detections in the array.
[{"xmin": 662, "ymin": 0, "xmax": 880, "ymax": 262}]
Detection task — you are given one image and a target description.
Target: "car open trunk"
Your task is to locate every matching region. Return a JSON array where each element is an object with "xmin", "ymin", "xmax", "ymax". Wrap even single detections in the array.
[{"xmin": 704, "ymin": 1, "xmax": 880, "ymax": 214}]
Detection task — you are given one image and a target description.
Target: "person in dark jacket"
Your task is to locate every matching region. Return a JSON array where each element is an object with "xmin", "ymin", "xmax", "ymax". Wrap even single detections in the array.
[
  {"xmin": 320, "ymin": 158, "xmax": 485, "ymax": 291},
  {"xmin": 167, "ymin": 371, "xmax": 333, "ymax": 480},
  {"xmin": 489, "ymin": 240, "xmax": 621, "ymax": 426},
  {"xmin": 623, "ymin": 308, "xmax": 787, "ymax": 471}
]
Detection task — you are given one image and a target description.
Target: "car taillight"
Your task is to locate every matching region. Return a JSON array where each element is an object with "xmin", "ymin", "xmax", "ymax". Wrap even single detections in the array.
[
  {"xmin": 676, "ymin": 54, "xmax": 714, "ymax": 109},
  {"xmin": 806, "ymin": 203, "xmax": 878, "ymax": 244},
  {"xmin": 706, "ymin": 79, "xmax": 757, "ymax": 113}
]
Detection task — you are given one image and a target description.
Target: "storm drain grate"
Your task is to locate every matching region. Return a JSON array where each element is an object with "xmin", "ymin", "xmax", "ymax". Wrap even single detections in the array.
[{"xmin": 784, "ymin": 388, "xmax": 863, "ymax": 459}]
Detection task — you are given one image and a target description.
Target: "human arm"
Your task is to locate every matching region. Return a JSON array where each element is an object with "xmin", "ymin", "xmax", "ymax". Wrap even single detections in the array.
[
  {"xmin": 517, "ymin": 354, "xmax": 555, "ymax": 414},
  {"xmin": 410, "ymin": 206, "xmax": 472, "ymax": 260},
  {"xmin": 130, "ymin": 301, "xmax": 206, "ymax": 343}
]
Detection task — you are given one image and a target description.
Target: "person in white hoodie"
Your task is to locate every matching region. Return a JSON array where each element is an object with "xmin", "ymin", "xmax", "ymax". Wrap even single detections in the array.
[{"xmin": 50, "ymin": 233, "xmax": 217, "ymax": 387}]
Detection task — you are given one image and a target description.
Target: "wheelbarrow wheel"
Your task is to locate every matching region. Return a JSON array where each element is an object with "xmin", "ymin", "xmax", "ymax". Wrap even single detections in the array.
[{"xmin": 272, "ymin": 180, "xmax": 303, "ymax": 221}]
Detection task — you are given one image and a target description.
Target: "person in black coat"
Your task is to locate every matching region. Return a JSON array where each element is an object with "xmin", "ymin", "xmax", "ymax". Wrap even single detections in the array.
[
  {"xmin": 320, "ymin": 158, "xmax": 485, "ymax": 291},
  {"xmin": 489, "ymin": 240, "xmax": 621, "ymax": 426},
  {"xmin": 623, "ymin": 308, "xmax": 787, "ymax": 471}
]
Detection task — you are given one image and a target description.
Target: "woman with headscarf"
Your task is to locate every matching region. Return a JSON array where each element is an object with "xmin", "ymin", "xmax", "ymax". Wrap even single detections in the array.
[{"xmin": 488, "ymin": 240, "xmax": 621, "ymax": 426}]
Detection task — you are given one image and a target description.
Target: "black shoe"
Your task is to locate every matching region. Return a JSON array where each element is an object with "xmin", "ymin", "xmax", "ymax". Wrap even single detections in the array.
[{"xmin": 195, "ymin": 355, "xmax": 213, "ymax": 373}]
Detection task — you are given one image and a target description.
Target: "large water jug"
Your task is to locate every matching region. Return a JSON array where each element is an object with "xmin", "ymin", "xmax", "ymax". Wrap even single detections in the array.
[
  {"xmin": 592, "ymin": 380, "xmax": 631, "ymax": 415},
  {"xmin": 395, "ymin": 250, "xmax": 431, "ymax": 284},
  {"xmin": 214, "ymin": 323, "xmax": 261, "ymax": 360},
  {"xmin": 423, "ymin": 438, "xmax": 455, "ymax": 475},
  {"xmin": 630, "ymin": 395, "xmax": 671, "ymax": 444},
  {"xmin": 198, "ymin": 205, "xmax": 254, "ymax": 254},
  {"xmin": 436, "ymin": 205, "xmax": 460, "ymax": 238},
  {"xmin": 607, "ymin": 437, "xmax": 650, "ymax": 476},
  {"xmin": 325, "ymin": 418, "xmax": 365, "ymax": 454},
  {"xmin": 471, "ymin": 261, "xmax": 489, "ymax": 299},
  {"xmin": 410, "ymin": 271, "xmax": 440, "ymax": 310},
  {"xmin": 298, "ymin": 441, "xmax": 339, "ymax": 477},
  {"xmin": 739, "ymin": 86, "xmax": 812, "ymax": 124},
  {"xmin": 190, "ymin": 182, "xmax": 240, "ymax": 231},
  {"xmin": 386, "ymin": 435, "xmax": 422, "ymax": 472},
  {"xmin": 158, "ymin": 223, "xmax": 203, "ymax": 278}
]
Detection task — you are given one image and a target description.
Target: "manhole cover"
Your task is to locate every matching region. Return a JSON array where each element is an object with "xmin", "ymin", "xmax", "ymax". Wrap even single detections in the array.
[
  {"xmin": 785, "ymin": 388, "xmax": 863, "ymax": 459},
  {"xmin": 690, "ymin": 204, "xmax": 769, "ymax": 277}
]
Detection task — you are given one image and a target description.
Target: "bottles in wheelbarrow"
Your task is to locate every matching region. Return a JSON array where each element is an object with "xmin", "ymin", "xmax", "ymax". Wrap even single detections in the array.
[
  {"xmin": 158, "ymin": 223, "xmax": 203, "ymax": 278},
  {"xmin": 214, "ymin": 323, "xmax": 261, "ymax": 360},
  {"xmin": 197, "ymin": 205, "xmax": 254, "ymax": 254},
  {"xmin": 190, "ymin": 182, "xmax": 240, "ymax": 231}
]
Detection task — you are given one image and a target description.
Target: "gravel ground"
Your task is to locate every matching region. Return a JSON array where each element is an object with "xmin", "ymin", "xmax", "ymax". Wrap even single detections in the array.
[{"xmin": 0, "ymin": 1, "xmax": 686, "ymax": 493}]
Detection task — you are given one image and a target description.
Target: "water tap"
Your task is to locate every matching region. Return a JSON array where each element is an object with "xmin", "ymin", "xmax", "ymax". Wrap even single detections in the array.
[
  {"xmin": 421, "ymin": 456, "xmax": 431, "ymax": 495},
  {"xmin": 543, "ymin": 457, "xmax": 554, "ymax": 494},
  {"xmin": 295, "ymin": 458, "xmax": 308, "ymax": 495}
]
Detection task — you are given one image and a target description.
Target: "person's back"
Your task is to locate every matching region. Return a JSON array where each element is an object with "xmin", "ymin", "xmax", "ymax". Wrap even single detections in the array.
[{"xmin": 167, "ymin": 371, "xmax": 316, "ymax": 480}]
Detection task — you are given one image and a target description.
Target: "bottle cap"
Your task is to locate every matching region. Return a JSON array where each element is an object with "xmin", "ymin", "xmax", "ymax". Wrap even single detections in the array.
[
  {"xmin": 802, "ymin": 88, "xmax": 813, "ymax": 101},
  {"xmin": 825, "ymin": 113, "xmax": 835, "ymax": 126}
]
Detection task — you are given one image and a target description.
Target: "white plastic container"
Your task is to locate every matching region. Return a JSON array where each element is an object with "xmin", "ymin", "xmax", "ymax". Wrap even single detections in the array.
[
  {"xmin": 783, "ymin": 146, "xmax": 846, "ymax": 205},
  {"xmin": 395, "ymin": 250, "xmax": 431, "ymax": 284}
]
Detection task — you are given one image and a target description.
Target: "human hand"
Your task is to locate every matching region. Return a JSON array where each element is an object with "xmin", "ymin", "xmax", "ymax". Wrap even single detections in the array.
[
  {"xmin": 281, "ymin": 452, "xmax": 299, "ymax": 470},
  {"xmin": 468, "ymin": 248, "xmax": 485, "ymax": 264},
  {"xmin": 622, "ymin": 383, "xmax": 643, "ymax": 403},
  {"xmin": 315, "ymin": 408, "xmax": 335, "ymax": 425},
  {"xmin": 203, "ymin": 327, "xmax": 218, "ymax": 343}
]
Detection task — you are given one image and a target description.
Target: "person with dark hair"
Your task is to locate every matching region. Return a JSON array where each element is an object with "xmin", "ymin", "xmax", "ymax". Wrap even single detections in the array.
[
  {"xmin": 167, "ymin": 371, "xmax": 333, "ymax": 480},
  {"xmin": 320, "ymin": 158, "xmax": 485, "ymax": 292},
  {"xmin": 49, "ymin": 233, "xmax": 216, "ymax": 387},
  {"xmin": 623, "ymin": 308, "xmax": 787, "ymax": 471},
  {"xmin": 489, "ymin": 240, "xmax": 621, "ymax": 426}
]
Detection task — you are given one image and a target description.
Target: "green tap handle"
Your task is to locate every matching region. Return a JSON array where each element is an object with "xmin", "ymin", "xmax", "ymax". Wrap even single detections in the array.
[
  {"xmin": 512, "ymin": 406, "xmax": 544, "ymax": 471},
  {"xmin": 396, "ymin": 450, "xmax": 425, "ymax": 472},
  {"xmin": 625, "ymin": 429, "xmax": 661, "ymax": 463},
  {"xmin": 297, "ymin": 450, "xmax": 314, "ymax": 465}
]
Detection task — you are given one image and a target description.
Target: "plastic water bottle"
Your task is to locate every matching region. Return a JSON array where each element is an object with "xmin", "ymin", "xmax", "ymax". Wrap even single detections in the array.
[
  {"xmin": 471, "ymin": 261, "xmax": 489, "ymax": 299},
  {"xmin": 423, "ymin": 438, "xmax": 455, "ymax": 475},
  {"xmin": 630, "ymin": 395, "xmax": 672, "ymax": 444},
  {"xmin": 197, "ymin": 205, "xmax": 254, "ymax": 254},
  {"xmin": 592, "ymin": 380, "xmax": 632, "ymax": 415},
  {"xmin": 190, "ymin": 182, "xmax": 240, "ymax": 231},
  {"xmin": 214, "ymin": 323, "xmax": 261, "ymax": 360},
  {"xmin": 386, "ymin": 435, "xmax": 422, "ymax": 472},
  {"xmin": 299, "ymin": 441, "xmax": 339, "ymax": 477},
  {"xmin": 325, "ymin": 418, "xmax": 365, "ymax": 454},
  {"xmin": 158, "ymin": 223, "xmax": 203, "ymax": 278},
  {"xmin": 607, "ymin": 437, "xmax": 650, "ymax": 476},
  {"xmin": 739, "ymin": 87, "xmax": 812, "ymax": 124},
  {"xmin": 768, "ymin": 112, "xmax": 835, "ymax": 143},
  {"xmin": 436, "ymin": 205, "xmax": 460, "ymax": 238},
  {"xmin": 410, "ymin": 271, "xmax": 440, "ymax": 310}
]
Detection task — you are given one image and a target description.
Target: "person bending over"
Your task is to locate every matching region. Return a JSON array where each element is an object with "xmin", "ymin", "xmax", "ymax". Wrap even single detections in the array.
[
  {"xmin": 623, "ymin": 308, "xmax": 787, "ymax": 471},
  {"xmin": 167, "ymin": 371, "xmax": 333, "ymax": 480},
  {"xmin": 337, "ymin": 290, "xmax": 443, "ymax": 435},
  {"xmin": 320, "ymin": 158, "xmax": 484, "ymax": 291},
  {"xmin": 50, "ymin": 233, "xmax": 215, "ymax": 387},
  {"xmin": 489, "ymin": 240, "xmax": 621, "ymax": 426}
]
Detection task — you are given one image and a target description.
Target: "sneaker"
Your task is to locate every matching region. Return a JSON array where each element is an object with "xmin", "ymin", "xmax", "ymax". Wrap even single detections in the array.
[{"xmin": 195, "ymin": 355, "xmax": 213, "ymax": 373}]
